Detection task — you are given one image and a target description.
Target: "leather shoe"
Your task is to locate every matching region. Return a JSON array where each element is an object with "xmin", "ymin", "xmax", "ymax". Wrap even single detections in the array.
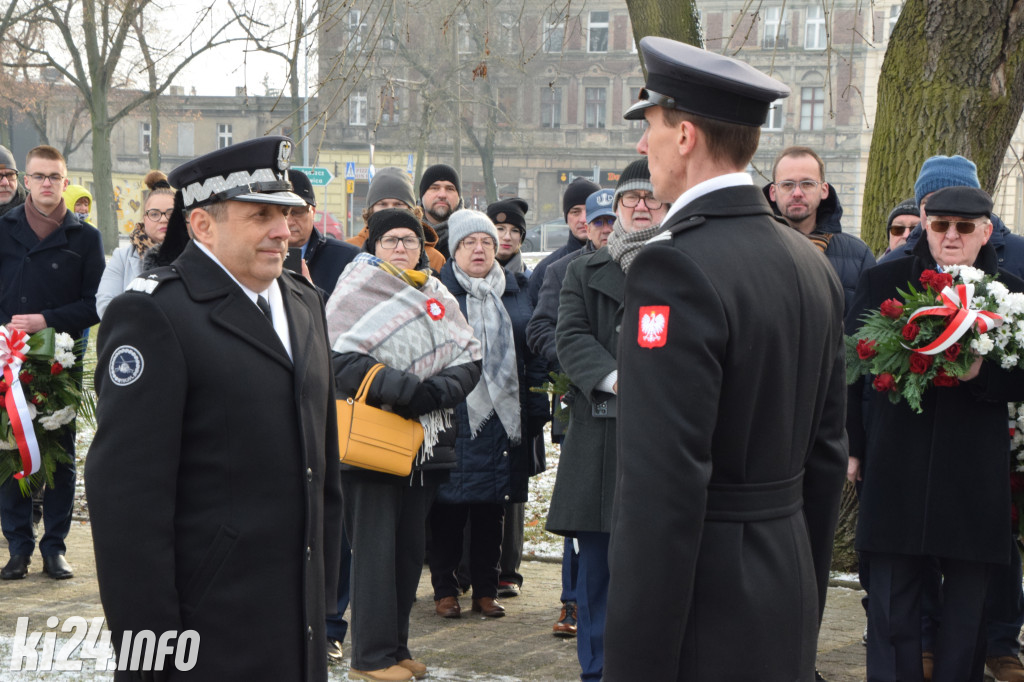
[
  {"xmin": 325, "ymin": 637, "xmax": 343, "ymax": 661},
  {"xmin": 497, "ymin": 581, "xmax": 520, "ymax": 598},
  {"xmin": 553, "ymin": 601, "xmax": 577, "ymax": 637},
  {"xmin": 42, "ymin": 555, "xmax": 73, "ymax": 580},
  {"xmin": 397, "ymin": 659, "xmax": 428, "ymax": 679},
  {"xmin": 0, "ymin": 555, "xmax": 30, "ymax": 580},
  {"xmin": 434, "ymin": 595, "xmax": 461, "ymax": 618},
  {"xmin": 471, "ymin": 596, "xmax": 505, "ymax": 618},
  {"xmin": 348, "ymin": 665, "xmax": 413, "ymax": 681}
]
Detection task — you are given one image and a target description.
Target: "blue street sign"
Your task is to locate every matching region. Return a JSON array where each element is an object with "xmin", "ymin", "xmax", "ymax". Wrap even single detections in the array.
[{"xmin": 345, "ymin": 162, "xmax": 356, "ymax": 180}]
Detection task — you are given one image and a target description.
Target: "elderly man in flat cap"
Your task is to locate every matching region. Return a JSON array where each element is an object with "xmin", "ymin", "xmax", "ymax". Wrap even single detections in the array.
[
  {"xmin": 87, "ymin": 136, "xmax": 343, "ymax": 681},
  {"xmin": 604, "ymin": 37, "xmax": 848, "ymax": 681}
]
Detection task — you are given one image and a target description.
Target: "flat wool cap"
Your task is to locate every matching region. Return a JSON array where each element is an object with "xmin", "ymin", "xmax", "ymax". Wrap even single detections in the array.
[
  {"xmin": 924, "ymin": 186, "xmax": 993, "ymax": 220},
  {"xmin": 168, "ymin": 136, "xmax": 305, "ymax": 209},
  {"xmin": 625, "ymin": 36, "xmax": 790, "ymax": 126}
]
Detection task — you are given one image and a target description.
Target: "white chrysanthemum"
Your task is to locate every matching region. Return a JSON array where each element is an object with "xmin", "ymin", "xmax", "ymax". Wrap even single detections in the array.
[
  {"xmin": 1002, "ymin": 354, "xmax": 1019, "ymax": 369},
  {"xmin": 973, "ymin": 296, "xmax": 987, "ymax": 308},
  {"xmin": 0, "ymin": 436, "xmax": 16, "ymax": 450},
  {"xmin": 38, "ymin": 406, "xmax": 76, "ymax": 431},
  {"xmin": 54, "ymin": 350, "xmax": 75, "ymax": 369},
  {"xmin": 988, "ymin": 281, "xmax": 1010, "ymax": 299},
  {"xmin": 958, "ymin": 266, "xmax": 985, "ymax": 284},
  {"xmin": 971, "ymin": 334, "xmax": 995, "ymax": 355},
  {"xmin": 996, "ymin": 328, "xmax": 1013, "ymax": 349},
  {"xmin": 54, "ymin": 332, "xmax": 74, "ymax": 353}
]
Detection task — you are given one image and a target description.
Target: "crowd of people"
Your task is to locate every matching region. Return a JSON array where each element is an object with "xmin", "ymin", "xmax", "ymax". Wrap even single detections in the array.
[{"xmin": 0, "ymin": 32, "xmax": 1023, "ymax": 682}]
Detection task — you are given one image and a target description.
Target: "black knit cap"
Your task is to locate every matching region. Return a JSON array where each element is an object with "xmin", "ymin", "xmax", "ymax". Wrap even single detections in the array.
[
  {"xmin": 419, "ymin": 164, "xmax": 462, "ymax": 198},
  {"xmin": 287, "ymin": 169, "xmax": 316, "ymax": 207},
  {"xmin": 365, "ymin": 208, "xmax": 425, "ymax": 256},
  {"xmin": 487, "ymin": 198, "xmax": 529, "ymax": 235},
  {"xmin": 886, "ymin": 198, "xmax": 918, "ymax": 228},
  {"xmin": 613, "ymin": 158, "xmax": 653, "ymax": 209},
  {"xmin": 924, "ymin": 186, "xmax": 993, "ymax": 220},
  {"xmin": 563, "ymin": 177, "xmax": 601, "ymax": 223}
]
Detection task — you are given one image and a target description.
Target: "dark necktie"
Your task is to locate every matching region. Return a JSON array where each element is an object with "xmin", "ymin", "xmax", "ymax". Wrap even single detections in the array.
[{"xmin": 257, "ymin": 295, "xmax": 272, "ymax": 320}]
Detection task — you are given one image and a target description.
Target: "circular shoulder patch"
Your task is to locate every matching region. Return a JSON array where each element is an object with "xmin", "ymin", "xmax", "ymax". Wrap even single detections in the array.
[{"xmin": 109, "ymin": 346, "xmax": 145, "ymax": 386}]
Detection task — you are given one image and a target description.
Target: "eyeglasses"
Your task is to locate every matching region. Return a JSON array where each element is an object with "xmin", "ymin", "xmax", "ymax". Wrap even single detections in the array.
[
  {"xmin": 0, "ymin": 171, "xmax": 17, "ymax": 184},
  {"xmin": 774, "ymin": 180, "xmax": 820, "ymax": 194},
  {"xmin": 26, "ymin": 173, "xmax": 64, "ymax": 185},
  {"xmin": 460, "ymin": 237, "xmax": 496, "ymax": 251},
  {"xmin": 145, "ymin": 209, "xmax": 174, "ymax": 222},
  {"xmin": 619, "ymin": 192, "xmax": 664, "ymax": 209},
  {"xmin": 495, "ymin": 225, "xmax": 523, "ymax": 240},
  {"xmin": 378, "ymin": 235, "xmax": 421, "ymax": 250},
  {"xmin": 927, "ymin": 216, "xmax": 985, "ymax": 235},
  {"xmin": 888, "ymin": 223, "xmax": 918, "ymax": 237}
]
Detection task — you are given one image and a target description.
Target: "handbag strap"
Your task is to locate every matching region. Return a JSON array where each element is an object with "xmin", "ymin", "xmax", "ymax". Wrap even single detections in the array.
[{"xmin": 354, "ymin": 363, "xmax": 386, "ymax": 404}]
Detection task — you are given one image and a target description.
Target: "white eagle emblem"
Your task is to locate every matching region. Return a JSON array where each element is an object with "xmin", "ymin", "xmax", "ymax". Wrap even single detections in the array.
[
  {"xmin": 641, "ymin": 312, "xmax": 665, "ymax": 343},
  {"xmin": 637, "ymin": 305, "xmax": 670, "ymax": 348}
]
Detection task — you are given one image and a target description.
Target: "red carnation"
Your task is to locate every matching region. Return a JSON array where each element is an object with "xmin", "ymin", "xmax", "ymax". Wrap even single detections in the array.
[
  {"xmin": 902, "ymin": 323, "xmax": 920, "ymax": 342},
  {"xmin": 880, "ymin": 299, "xmax": 904, "ymax": 319},
  {"xmin": 856, "ymin": 339, "xmax": 878, "ymax": 360},
  {"xmin": 944, "ymin": 343, "xmax": 962, "ymax": 362},
  {"xmin": 920, "ymin": 269, "xmax": 938, "ymax": 288},
  {"xmin": 908, "ymin": 353, "xmax": 933, "ymax": 374},
  {"xmin": 933, "ymin": 272, "xmax": 954, "ymax": 291},
  {"xmin": 50, "ymin": 363, "xmax": 63, "ymax": 376},
  {"xmin": 872, "ymin": 373, "xmax": 897, "ymax": 392},
  {"xmin": 933, "ymin": 368, "xmax": 960, "ymax": 387},
  {"xmin": 18, "ymin": 371, "xmax": 32, "ymax": 384},
  {"xmin": 29, "ymin": 394, "xmax": 40, "ymax": 405}
]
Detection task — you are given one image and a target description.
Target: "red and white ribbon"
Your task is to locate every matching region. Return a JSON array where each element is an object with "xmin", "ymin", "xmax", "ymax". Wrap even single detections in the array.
[
  {"xmin": 0, "ymin": 327, "xmax": 41, "ymax": 478},
  {"xmin": 906, "ymin": 283, "xmax": 1003, "ymax": 355}
]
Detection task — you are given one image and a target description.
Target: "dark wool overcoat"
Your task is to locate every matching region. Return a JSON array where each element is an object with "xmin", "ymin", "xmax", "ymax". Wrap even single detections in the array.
[
  {"xmin": 546, "ymin": 247, "xmax": 623, "ymax": 535},
  {"xmin": 86, "ymin": 242, "xmax": 343, "ymax": 681},
  {"xmin": 847, "ymin": 238, "xmax": 1024, "ymax": 565},
  {"xmin": 603, "ymin": 184, "xmax": 848, "ymax": 682}
]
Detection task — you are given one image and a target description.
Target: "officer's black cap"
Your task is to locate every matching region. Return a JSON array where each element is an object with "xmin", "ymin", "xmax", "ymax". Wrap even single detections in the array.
[
  {"xmin": 624, "ymin": 37, "xmax": 790, "ymax": 126},
  {"xmin": 168, "ymin": 136, "xmax": 305, "ymax": 209},
  {"xmin": 287, "ymin": 169, "xmax": 316, "ymax": 207},
  {"xmin": 924, "ymin": 186, "xmax": 993, "ymax": 220}
]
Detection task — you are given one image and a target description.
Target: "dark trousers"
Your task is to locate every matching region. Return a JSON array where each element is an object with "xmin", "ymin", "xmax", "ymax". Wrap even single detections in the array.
[
  {"xmin": 325, "ymin": 528, "xmax": 352, "ymax": 643},
  {"xmin": 561, "ymin": 536, "xmax": 579, "ymax": 603},
  {"xmin": 985, "ymin": 536, "xmax": 1024, "ymax": 657},
  {"xmin": 866, "ymin": 552, "xmax": 989, "ymax": 682},
  {"xmin": 429, "ymin": 502, "xmax": 503, "ymax": 600},
  {"xmin": 342, "ymin": 473, "xmax": 435, "ymax": 671},
  {"xmin": 576, "ymin": 531, "xmax": 610, "ymax": 681},
  {"xmin": 499, "ymin": 501, "xmax": 525, "ymax": 586},
  {"xmin": 0, "ymin": 428, "xmax": 75, "ymax": 557}
]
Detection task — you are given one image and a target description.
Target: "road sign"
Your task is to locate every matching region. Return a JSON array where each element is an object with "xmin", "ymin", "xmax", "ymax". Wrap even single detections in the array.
[
  {"xmin": 291, "ymin": 166, "xmax": 334, "ymax": 187},
  {"xmin": 407, "ymin": 153, "xmax": 414, "ymax": 174},
  {"xmin": 345, "ymin": 162, "xmax": 356, "ymax": 180},
  {"xmin": 346, "ymin": 180, "xmax": 355, "ymax": 193}
]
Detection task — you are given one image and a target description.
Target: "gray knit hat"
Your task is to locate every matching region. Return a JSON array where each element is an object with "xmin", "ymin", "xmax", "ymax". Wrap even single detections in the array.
[
  {"xmin": 0, "ymin": 145, "xmax": 16, "ymax": 170},
  {"xmin": 886, "ymin": 198, "xmax": 919, "ymax": 229},
  {"xmin": 613, "ymin": 158, "xmax": 653, "ymax": 209},
  {"xmin": 447, "ymin": 209, "xmax": 499, "ymax": 252},
  {"xmin": 366, "ymin": 167, "xmax": 416, "ymax": 209}
]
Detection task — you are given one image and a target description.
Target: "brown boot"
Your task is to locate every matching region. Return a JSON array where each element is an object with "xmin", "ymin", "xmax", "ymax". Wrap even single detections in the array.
[
  {"xmin": 552, "ymin": 601, "xmax": 577, "ymax": 637},
  {"xmin": 348, "ymin": 665, "xmax": 414, "ymax": 681},
  {"xmin": 434, "ymin": 595, "xmax": 461, "ymax": 618},
  {"xmin": 397, "ymin": 659, "xmax": 428, "ymax": 679},
  {"xmin": 986, "ymin": 655, "xmax": 1024, "ymax": 682},
  {"xmin": 471, "ymin": 596, "xmax": 506, "ymax": 617}
]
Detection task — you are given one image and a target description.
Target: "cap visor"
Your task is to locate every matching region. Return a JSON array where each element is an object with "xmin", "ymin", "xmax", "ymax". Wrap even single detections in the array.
[
  {"xmin": 231, "ymin": 191, "xmax": 307, "ymax": 207},
  {"xmin": 589, "ymin": 209, "xmax": 617, "ymax": 222},
  {"xmin": 624, "ymin": 100, "xmax": 655, "ymax": 121}
]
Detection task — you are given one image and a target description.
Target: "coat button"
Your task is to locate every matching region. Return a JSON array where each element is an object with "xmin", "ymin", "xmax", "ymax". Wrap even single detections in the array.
[
  {"xmin": 307, "ymin": 626, "xmax": 313, "ymax": 640},
  {"xmin": 504, "ymin": 494, "xmax": 510, "ymax": 501},
  {"xmin": 51, "ymin": 262, "xmax": 58, "ymax": 269},
  {"xmin": 502, "ymin": 450, "xmax": 508, "ymax": 457},
  {"xmin": 306, "ymin": 547, "xmax": 311, "ymax": 560},
  {"xmin": 20, "ymin": 297, "xmax": 26, "ymax": 303},
  {"xmin": 306, "ymin": 468, "xmax": 312, "ymax": 481},
  {"xmin": 615, "ymin": 325, "xmax": 621, "ymax": 333}
]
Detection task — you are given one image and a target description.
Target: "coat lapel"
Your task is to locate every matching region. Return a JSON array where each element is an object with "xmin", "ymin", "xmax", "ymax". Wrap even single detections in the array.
[{"xmin": 586, "ymin": 250, "xmax": 625, "ymax": 305}]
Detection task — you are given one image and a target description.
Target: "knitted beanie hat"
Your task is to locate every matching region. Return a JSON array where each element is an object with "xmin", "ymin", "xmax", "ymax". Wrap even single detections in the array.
[
  {"xmin": 419, "ymin": 163, "xmax": 462, "ymax": 198},
  {"xmin": 366, "ymin": 167, "xmax": 415, "ymax": 209},
  {"xmin": 563, "ymin": 177, "xmax": 601, "ymax": 222},
  {"xmin": 613, "ymin": 158, "xmax": 653, "ymax": 209},
  {"xmin": 487, "ymin": 198, "xmax": 529, "ymax": 235},
  {"xmin": 914, "ymin": 155, "xmax": 980, "ymax": 204},
  {"xmin": 0, "ymin": 145, "xmax": 15, "ymax": 170},
  {"xmin": 886, "ymin": 198, "xmax": 919, "ymax": 228},
  {"xmin": 447, "ymin": 209, "xmax": 499, "ymax": 252},
  {"xmin": 364, "ymin": 207, "xmax": 424, "ymax": 255}
]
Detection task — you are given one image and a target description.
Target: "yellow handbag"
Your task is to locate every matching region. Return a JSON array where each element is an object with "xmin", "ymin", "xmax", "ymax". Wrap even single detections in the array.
[{"xmin": 337, "ymin": 363, "xmax": 425, "ymax": 476}]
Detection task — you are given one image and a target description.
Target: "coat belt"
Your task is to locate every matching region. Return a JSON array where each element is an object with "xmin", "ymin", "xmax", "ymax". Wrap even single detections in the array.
[{"xmin": 704, "ymin": 472, "xmax": 804, "ymax": 522}]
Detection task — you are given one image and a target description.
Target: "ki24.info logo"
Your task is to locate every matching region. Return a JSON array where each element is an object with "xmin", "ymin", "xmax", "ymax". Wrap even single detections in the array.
[{"xmin": 5, "ymin": 616, "xmax": 199, "ymax": 673}]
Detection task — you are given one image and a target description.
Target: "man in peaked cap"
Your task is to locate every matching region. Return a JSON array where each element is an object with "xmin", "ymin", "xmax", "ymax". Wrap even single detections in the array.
[
  {"xmin": 87, "ymin": 136, "xmax": 343, "ymax": 681},
  {"xmin": 604, "ymin": 37, "xmax": 847, "ymax": 681}
]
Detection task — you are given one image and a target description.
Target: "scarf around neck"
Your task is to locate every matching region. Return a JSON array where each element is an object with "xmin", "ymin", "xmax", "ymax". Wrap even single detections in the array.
[
  {"xmin": 129, "ymin": 223, "xmax": 157, "ymax": 256},
  {"xmin": 452, "ymin": 261, "xmax": 521, "ymax": 443},
  {"xmin": 607, "ymin": 216, "xmax": 664, "ymax": 273},
  {"xmin": 25, "ymin": 194, "xmax": 68, "ymax": 242},
  {"xmin": 498, "ymin": 250, "xmax": 526, "ymax": 275}
]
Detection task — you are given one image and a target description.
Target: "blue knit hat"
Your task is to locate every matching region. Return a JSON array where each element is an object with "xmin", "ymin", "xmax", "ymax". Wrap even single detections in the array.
[{"xmin": 914, "ymin": 155, "xmax": 980, "ymax": 205}]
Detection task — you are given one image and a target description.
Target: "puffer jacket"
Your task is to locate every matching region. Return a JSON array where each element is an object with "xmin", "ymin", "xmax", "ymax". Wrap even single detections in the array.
[{"xmin": 436, "ymin": 261, "xmax": 550, "ymax": 504}]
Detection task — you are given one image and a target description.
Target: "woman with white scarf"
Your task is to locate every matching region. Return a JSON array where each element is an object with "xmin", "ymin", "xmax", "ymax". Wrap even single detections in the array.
[
  {"xmin": 326, "ymin": 208, "xmax": 482, "ymax": 682},
  {"xmin": 431, "ymin": 210, "xmax": 550, "ymax": 620}
]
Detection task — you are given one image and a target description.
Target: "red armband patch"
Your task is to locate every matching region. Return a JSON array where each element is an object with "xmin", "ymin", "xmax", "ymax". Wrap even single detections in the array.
[{"xmin": 638, "ymin": 306, "xmax": 669, "ymax": 348}]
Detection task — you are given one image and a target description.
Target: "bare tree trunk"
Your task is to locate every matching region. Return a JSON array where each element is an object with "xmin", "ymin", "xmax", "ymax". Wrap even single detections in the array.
[
  {"xmin": 860, "ymin": 0, "xmax": 1024, "ymax": 252},
  {"xmin": 625, "ymin": 0, "xmax": 701, "ymax": 75},
  {"xmin": 832, "ymin": 482, "xmax": 860, "ymax": 573}
]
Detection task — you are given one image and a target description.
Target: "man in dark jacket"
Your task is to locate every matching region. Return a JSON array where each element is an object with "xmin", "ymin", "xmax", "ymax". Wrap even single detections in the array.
[
  {"xmin": 418, "ymin": 163, "xmax": 463, "ymax": 260},
  {"xmin": 527, "ymin": 177, "xmax": 600, "ymax": 305},
  {"xmin": 86, "ymin": 137, "xmax": 343, "ymax": 681},
  {"xmin": 0, "ymin": 145, "xmax": 104, "ymax": 582},
  {"xmin": 0, "ymin": 145, "xmax": 26, "ymax": 218},
  {"xmin": 606, "ymin": 38, "xmax": 847, "ymax": 681},
  {"xmin": 765, "ymin": 146, "xmax": 874, "ymax": 313},
  {"xmin": 286, "ymin": 169, "xmax": 359, "ymax": 295}
]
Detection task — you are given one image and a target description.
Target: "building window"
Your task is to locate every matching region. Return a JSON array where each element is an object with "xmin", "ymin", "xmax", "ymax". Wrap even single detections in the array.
[
  {"xmin": 763, "ymin": 100, "xmax": 784, "ymax": 130},
  {"xmin": 498, "ymin": 12, "xmax": 517, "ymax": 52},
  {"xmin": 140, "ymin": 122, "xmax": 152, "ymax": 153},
  {"xmin": 888, "ymin": 4, "xmax": 902, "ymax": 39},
  {"xmin": 627, "ymin": 86, "xmax": 644, "ymax": 128},
  {"xmin": 380, "ymin": 92, "xmax": 400, "ymax": 125},
  {"xmin": 541, "ymin": 87, "xmax": 562, "ymax": 128},
  {"xmin": 381, "ymin": 23, "xmax": 398, "ymax": 51},
  {"xmin": 177, "ymin": 122, "xmax": 194, "ymax": 156},
  {"xmin": 497, "ymin": 88, "xmax": 518, "ymax": 125},
  {"xmin": 347, "ymin": 10, "xmax": 366, "ymax": 51},
  {"xmin": 804, "ymin": 5, "xmax": 826, "ymax": 50},
  {"xmin": 544, "ymin": 13, "xmax": 565, "ymax": 53},
  {"xmin": 585, "ymin": 87, "xmax": 606, "ymax": 129},
  {"xmin": 800, "ymin": 87, "xmax": 824, "ymax": 130},
  {"xmin": 588, "ymin": 11, "xmax": 608, "ymax": 52},
  {"xmin": 763, "ymin": 7, "xmax": 788, "ymax": 48},
  {"xmin": 457, "ymin": 15, "xmax": 474, "ymax": 54},
  {"xmin": 217, "ymin": 123, "xmax": 232, "ymax": 149},
  {"xmin": 350, "ymin": 91, "xmax": 367, "ymax": 126}
]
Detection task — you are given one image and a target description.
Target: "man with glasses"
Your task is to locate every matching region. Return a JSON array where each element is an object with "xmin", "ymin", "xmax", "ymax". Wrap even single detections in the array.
[
  {"xmin": 285, "ymin": 169, "xmax": 359, "ymax": 295},
  {"xmin": 0, "ymin": 145, "xmax": 26, "ymax": 217},
  {"xmin": 0, "ymin": 145, "xmax": 104, "ymax": 581},
  {"xmin": 885, "ymin": 199, "xmax": 919, "ymax": 255},
  {"xmin": 766, "ymin": 145, "xmax": 874, "ymax": 312}
]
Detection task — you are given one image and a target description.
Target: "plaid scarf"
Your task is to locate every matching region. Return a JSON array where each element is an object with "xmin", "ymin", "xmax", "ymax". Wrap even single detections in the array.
[
  {"xmin": 326, "ymin": 253, "xmax": 481, "ymax": 464},
  {"xmin": 606, "ymin": 217, "xmax": 663, "ymax": 272}
]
